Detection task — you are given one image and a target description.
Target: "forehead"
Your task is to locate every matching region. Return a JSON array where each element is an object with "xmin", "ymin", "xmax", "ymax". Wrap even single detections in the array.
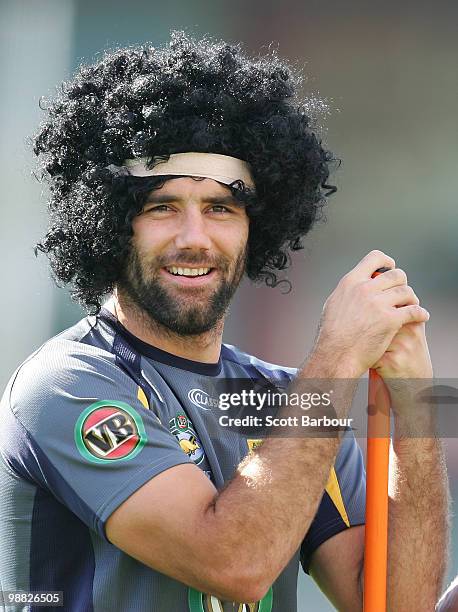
[{"xmin": 148, "ymin": 176, "xmax": 234, "ymax": 200}]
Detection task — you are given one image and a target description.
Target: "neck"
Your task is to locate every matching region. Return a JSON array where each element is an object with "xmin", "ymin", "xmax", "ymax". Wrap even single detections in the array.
[{"xmin": 107, "ymin": 292, "xmax": 224, "ymax": 364}]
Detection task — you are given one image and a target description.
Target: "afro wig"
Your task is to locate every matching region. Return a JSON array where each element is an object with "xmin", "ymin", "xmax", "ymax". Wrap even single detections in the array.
[{"xmin": 34, "ymin": 30, "xmax": 337, "ymax": 312}]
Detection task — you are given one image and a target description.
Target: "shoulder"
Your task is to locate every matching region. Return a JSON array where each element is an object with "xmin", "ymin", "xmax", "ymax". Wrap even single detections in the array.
[
  {"xmin": 12, "ymin": 329, "xmax": 118, "ymax": 393},
  {"xmin": 3, "ymin": 317, "xmax": 136, "ymax": 428},
  {"xmin": 221, "ymin": 343, "xmax": 298, "ymax": 383}
]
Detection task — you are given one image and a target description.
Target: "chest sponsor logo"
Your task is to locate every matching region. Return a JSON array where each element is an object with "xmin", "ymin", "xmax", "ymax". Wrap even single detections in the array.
[
  {"xmin": 188, "ymin": 586, "xmax": 273, "ymax": 611},
  {"xmin": 75, "ymin": 401, "xmax": 147, "ymax": 463},
  {"xmin": 170, "ymin": 413, "xmax": 205, "ymax": 465},
  {"xmin": 188, "ymin": 388, "xmax": 219, "ymax": 411}
]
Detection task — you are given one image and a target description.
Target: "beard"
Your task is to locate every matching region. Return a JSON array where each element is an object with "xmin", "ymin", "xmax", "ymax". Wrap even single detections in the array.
[{"xmin": 117, "ymin": 244, "xmax": 247, "ymax": 336}]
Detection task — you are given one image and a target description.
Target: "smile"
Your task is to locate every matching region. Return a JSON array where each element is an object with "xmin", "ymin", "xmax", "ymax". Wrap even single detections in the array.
[
  {"xmin": 165, "ymin": 266, "xmax": 212, "ymax": 277},
  {"xmin": 161, "ymin": 266, "xmax": 217, "ymax": 286}
]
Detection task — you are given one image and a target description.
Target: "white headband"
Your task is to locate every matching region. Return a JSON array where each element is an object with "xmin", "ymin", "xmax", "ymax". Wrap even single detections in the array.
[{"xmin": 121, "ymin": 152, "xmax": 255, "ymax": 190}]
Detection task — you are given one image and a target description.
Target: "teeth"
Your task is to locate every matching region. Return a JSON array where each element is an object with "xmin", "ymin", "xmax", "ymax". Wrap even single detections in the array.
[{"xmin": 166, "ymin": 266, "xmax": 211, "ymax": 277}]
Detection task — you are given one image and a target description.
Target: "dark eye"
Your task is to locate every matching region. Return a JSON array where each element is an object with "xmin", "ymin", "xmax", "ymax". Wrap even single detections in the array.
[
  {"xmin": 143, "ymin": 204, "xmax": 172, "ymax": 213},
  {"xmin": 209, "ymin": 205, "xmax": 231, "ymax": 213}
]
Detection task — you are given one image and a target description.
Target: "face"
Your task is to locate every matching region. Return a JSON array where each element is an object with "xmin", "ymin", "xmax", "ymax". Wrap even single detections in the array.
[{"xmin": 119, "ymin": 177, "xmax": 249, "ymax": 336}]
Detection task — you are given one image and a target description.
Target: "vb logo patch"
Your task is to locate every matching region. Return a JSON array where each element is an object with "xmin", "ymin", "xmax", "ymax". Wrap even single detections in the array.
[
  {"xmin": 75, "ymin": 401, "xmax": 147, "ymax": 463},
  {"xmin": 169, "ymin": 413, "xmax": 204, "ymax": 465}
]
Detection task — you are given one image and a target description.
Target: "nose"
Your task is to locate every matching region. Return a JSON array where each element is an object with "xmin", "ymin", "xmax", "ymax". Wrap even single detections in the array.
[{"xmin": 174, "ymin": 207, "xmax": 212, "ymax": 252}]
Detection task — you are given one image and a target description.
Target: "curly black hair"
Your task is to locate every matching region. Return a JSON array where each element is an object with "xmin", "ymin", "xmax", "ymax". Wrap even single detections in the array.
[{"xmin": 34, "ymin": 30, "xmax": 337, "ymax": 312}]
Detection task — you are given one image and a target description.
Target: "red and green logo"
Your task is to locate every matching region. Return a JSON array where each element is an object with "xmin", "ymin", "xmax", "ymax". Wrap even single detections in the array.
[
  {"xmin": 177, "ymin": 413, "xmax": 188, "ymax": 429},
  {"xmin": 75, "ymin": 401, "xmax": 147, "ymax": 463}
]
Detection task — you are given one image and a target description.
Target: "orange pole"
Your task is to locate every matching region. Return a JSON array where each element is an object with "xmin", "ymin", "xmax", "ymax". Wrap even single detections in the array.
[
  {"xmin": 364, "ymin": 267, "xmax": 392, "ymax": 611},
  {"xmin": 364, "ymin": 369, "xmax": 391, "ymax": 611}
]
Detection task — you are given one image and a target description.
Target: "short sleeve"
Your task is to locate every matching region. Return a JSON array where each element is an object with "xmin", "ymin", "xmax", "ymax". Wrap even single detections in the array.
[
  {"xmin": 1, "ymin": 340, "xmax": 192, "ymax": 539},
  {"xmin": 300, "ymin": 431, "xmax": 366, "ymax": 573}
]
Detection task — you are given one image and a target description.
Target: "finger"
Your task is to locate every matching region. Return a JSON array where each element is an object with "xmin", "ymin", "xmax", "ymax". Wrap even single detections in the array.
[
  {"xmin": 381, "ymin": 285, "xmax": 419, "ymax": 307},
  {"xmin": 351, "ymin": 250, "xmax": 396, "ymax": 280},
  {"xmin": 384, "ymin": 323, "xmax": 424, "ymax": 351},
  {"xmin": 370, "ymin": 268, "xmax": 407, "ymax": 291},
  {"xmin": 396, "ymin": 304, "xmax": 430, "ymax": 326}
]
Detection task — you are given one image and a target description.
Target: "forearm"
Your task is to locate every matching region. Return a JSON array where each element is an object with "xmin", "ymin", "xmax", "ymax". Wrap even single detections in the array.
[
  {"xmin": 387, "ymin": 423, "xmax": 450, "ymax": 611},
  {"xmin": 202, "ymin": 355, "xmax": 358, "ymax": 595}
]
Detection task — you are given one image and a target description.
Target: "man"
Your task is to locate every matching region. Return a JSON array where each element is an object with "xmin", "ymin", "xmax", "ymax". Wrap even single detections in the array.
[{"xmin": 0, "ymin": 31, "xmax": 449, "ymax": 611}]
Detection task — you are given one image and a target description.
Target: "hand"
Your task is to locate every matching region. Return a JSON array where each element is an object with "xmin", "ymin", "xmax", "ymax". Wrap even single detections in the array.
[
  {"xmin": 373, "ymin": 321, "xmax": 434, "ymax": 426},
  {"xmin": 373, "ymin": 322, "xmax": 433, "ymax": 380},
  {"xmin": 314, "ymin": 250, "xmax": 430, "ymax": 378},
  {"xmin": 369, "ymin": 274, "xmax": 433, "ymax": 428}
]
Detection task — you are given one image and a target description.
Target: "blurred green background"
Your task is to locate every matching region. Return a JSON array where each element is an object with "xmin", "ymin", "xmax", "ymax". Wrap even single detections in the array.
[{"xmin": 1, "ymin": 0, "xmax": 457, "ymax": 609}]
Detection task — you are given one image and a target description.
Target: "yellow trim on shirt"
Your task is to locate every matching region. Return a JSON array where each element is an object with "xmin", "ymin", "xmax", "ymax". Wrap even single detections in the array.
[
  {"xmin": 325, "ymin": 467, "xmax": 350, "ymax": 527},
  {"xmin": 137, "ymin": 386, "xmax": 149, "ymax": 409},
  {"xmin": 247, "ymin": 439, "xmax": 264, "ymax": 453}
]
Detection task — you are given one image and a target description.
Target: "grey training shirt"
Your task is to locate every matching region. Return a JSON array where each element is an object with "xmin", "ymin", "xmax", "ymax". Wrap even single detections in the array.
[{"xmin": 0, "ymin": 309, "xmax": 365, "ymax": 611}]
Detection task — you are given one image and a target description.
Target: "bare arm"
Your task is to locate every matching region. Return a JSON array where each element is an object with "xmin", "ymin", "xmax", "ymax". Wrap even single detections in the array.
[
  {"xmin": 309, "ymin": 525, "xmax": 365, "ymax": 611},
  {"xmin": 308, "ymin": 434, "xmax": 449, "ymax": 612},
  {"xmin": 386, "ymin": 427, "xmax": 450, "ymax": 611},
  {"xmin": 375, "ymin": 308, "xmax": 450, "ymax": 610},
  {"xmin": 297, "ymin": 265, "xmax": 450, "ymax": 611}
]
